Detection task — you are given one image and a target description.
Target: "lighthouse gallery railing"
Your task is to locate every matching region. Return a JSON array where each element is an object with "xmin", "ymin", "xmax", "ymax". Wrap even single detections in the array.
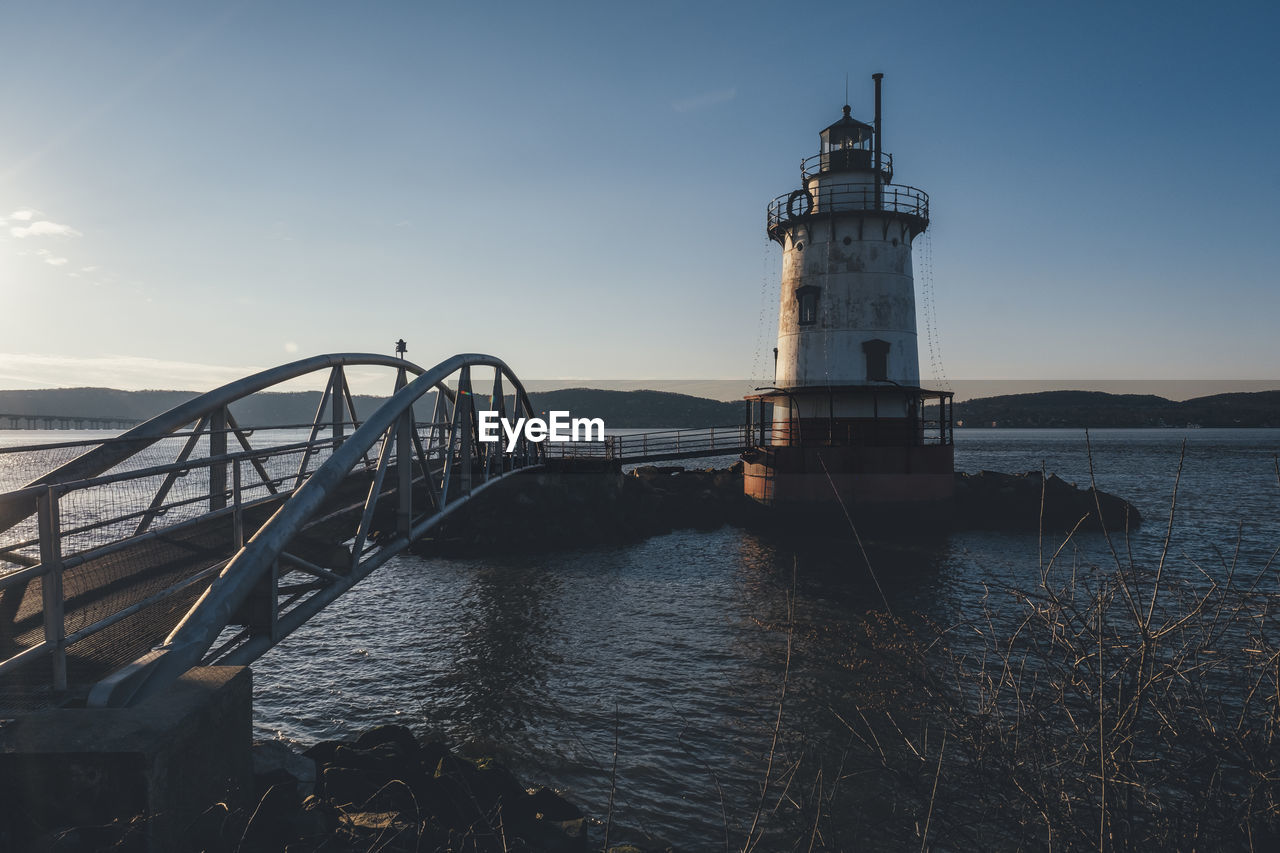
[{"xmin": 767, "ymin": 183, "xmax": 930, "ymax": 241}]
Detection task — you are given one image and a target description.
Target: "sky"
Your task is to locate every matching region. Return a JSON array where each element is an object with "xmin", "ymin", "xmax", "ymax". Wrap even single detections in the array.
[{"xmin": 1, "ymin": 0, "xmax": 1278, "ymax": 397}]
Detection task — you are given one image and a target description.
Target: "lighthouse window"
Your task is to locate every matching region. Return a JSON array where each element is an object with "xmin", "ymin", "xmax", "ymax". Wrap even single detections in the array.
[
  {"xmin": 795, "ymin": 286, "xmax": 819, "ymax": 326},
  {"xmin": 863, "ymin": 339, "xmax": 890, "ymax": 381}
]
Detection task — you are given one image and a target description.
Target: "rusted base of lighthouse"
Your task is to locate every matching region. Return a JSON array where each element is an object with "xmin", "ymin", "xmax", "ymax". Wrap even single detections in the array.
[
  {"xmin": 743, "ymin": 443, "xmax": 954, "ymax": 508},
  {"xmin": 742, "ymin": 440, "xmax": 952, "ymax": 527},
  {"xmin": 742, "ymin": 386, "xmax": 956, "ymax": 524}
]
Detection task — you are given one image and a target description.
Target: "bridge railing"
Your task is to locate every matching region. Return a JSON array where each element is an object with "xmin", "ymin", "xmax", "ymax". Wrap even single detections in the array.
[
  {"xmin": 0, "ymin": 433, "xmax": 336, "ymax": 694},
  {"xmin": 539, "ymin": 424, "xmax": 754, "ymax": 463},
  {"xmin": 0, "ymin": 414, "xmax": 145, "ymax": 430},
  {"xmin": 0, "ymin": 406, "xmax": 540, "ymax": 699},
  {"xmin": 82, "ymin": 354, "xmax": 544, "ymax": 708},
  {"xmin": 2, "ymin": 426, "xmax": 346, "ymax": 563},
  {"xmin": 0, "ymin": 353, "xmax": 520, "ymax": 704}
]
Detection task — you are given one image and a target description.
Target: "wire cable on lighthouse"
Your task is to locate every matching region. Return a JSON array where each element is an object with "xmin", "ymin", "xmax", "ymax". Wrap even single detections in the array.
[{"xmin": 919, "ymin": 228, "xmax": 951, "ymax": 392}]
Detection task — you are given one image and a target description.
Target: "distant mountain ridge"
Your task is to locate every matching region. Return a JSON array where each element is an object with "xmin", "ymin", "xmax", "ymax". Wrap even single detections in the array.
[
  {"xmin": 523, "ymin": 388, "xmax": 743, "ymax": 428},
  {"xmin": 2, "ymin": 387, "xmax": 1278, "ymax": 430},
  {"xmin": 0, "ymin": 387, "xmax": 393, "ymax": 426},
  {"xmin": 0, "ymin": 386, "xmax": 746, "ymax": 429},
  {"xmin": 955, "ymin": 390, "xmax": 1280, "ymax": 428}
]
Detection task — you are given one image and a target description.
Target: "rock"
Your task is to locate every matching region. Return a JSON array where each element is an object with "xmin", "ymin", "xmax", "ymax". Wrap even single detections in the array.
[
  {"xmin": 332, "ymin": 741, "xmax": 418, "ymax": 777},
  {"xmin": 631, "ymin": 465, "xmax": 682, "ymax": 480},
  {"xmin": 712, "ymin": 468, "xmax": 742, "ymax": 489},
  {"xmin": 291, "ymin": 795, "xmax": 338, "ymax": 840},
  {"xmin": 411, "ymin": 774, "xmax": 480, "ymax": 831},
  {"xmin": 523, "ymin": 786, "xmax": 583, "ymax": 821},
  {"xmin": 506, "ymin": 795, "xmax": 589, "ymax": 853},
  {"xmin": 953, "ymin": 469, "xmax": 1142, "ymax": 531},
  {"xmin": 320, "ymin": 766, "xmax": 385, "ymax": 808},
  {"xmin": 252, "ymin": 740, "xmax": 317, "ymax": 798},
  {"xmin": 301, "ymin": 740, "xmax": 343, "ymax": 766},
  {"xmin": 239, "ymin": 782, "xmax": 300, "ymax": 853},
  {"xmin": 341, "ymin": 810, "xmax": 402, "ymax": 831},
  {"xmin": 337, "ymin": 811, "xmax": 418, "ymax": 852},
  {"xmin": 419, "ymin": 739, "xmax": 452, "ymax": 770},
  {"xmin": 353, "ymin": 723, "xmax": 421, "ymax": 756},
  {"xmin": 180, "ymin": 802, "xmax": 231, "ymax": 851},
  {"xmin": 44, "ymin": 726, "xmax": 598, "ymax": 853},
  {"xmin": 466, "ymin": 759, "xmax": 528, "ymax": 812}
]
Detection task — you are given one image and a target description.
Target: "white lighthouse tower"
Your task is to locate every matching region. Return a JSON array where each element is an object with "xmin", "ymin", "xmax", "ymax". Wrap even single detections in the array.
[{"xmin": 744, "ymin": 73, "xmax": 954, "ymax": 512}]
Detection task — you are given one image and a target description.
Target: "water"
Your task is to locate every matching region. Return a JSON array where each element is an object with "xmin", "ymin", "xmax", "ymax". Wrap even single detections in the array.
[
  {"xmin": 5, "ymin": 428, "xmax": 1280, "ymax": 847},
  {"xmin": 242, "ymin": 428, "xmax": 1280, "ymax": 848}
]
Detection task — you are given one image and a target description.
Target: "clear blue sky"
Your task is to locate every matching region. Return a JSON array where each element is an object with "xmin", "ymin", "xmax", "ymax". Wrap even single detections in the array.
[{"xmin": 2, "ymin": 0, "xmax": 1277, "ymax": 394}]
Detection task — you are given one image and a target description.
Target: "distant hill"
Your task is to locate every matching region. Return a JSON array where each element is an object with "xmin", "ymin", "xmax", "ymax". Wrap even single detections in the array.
[
  {"xmin": 6, "ymin": 386, "xmax": 1277, "ymax": 432},
  {"xmin": 523, "ymin": 388, "xmax": 744, "ymax": 428},
  {"xmin": 0, "ymin": 386, "xmax": 746, "ymax": 430},
  {"xmin": 0, "ymin": 387, "xmax": 393, "ymax": 427},
  {"xmin": 955, "ymin": 390, "xmax": 1280, "ymax": 428}
]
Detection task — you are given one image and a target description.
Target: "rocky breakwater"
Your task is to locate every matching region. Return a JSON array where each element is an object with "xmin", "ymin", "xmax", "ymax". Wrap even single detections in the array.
[
  {"xmin": 412, "ymin": 461, "xmax": 1141, "ymax": 552},
  {"xmin": 953, "ymin": 469, "xmax": 1142, "ymax": 532},
  {"xmin": 247, "ymin": 725, "xmax": 591, "ymax": 852},
  {"xmin": 36, "ymin": 725, "xmax": 607, "ymax": 853},
  {"xmin": 412, "ymin": 462, "xmax": 750, "ymax": 555}
]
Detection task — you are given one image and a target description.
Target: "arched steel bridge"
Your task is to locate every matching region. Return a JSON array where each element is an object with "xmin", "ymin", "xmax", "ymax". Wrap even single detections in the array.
[{"xmin": 0, "ymin": 353, "xmax": 753, "ymax": 711}]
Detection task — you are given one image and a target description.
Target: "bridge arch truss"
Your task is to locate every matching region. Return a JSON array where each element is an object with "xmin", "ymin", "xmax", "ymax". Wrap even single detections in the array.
[{"xmin": 0, "ymin": 353, "xmax": 542, "ymax": 710}]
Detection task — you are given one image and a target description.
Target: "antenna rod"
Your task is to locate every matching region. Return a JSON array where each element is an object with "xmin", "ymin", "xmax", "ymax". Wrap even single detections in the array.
[{"xmin": 872, "ymin": 72, "xmax": 884, "ymax": 205}]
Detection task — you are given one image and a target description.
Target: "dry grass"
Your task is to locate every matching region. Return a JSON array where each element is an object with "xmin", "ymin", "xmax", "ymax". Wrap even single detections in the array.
[{"xmin": 748, "ymin": 447, "xmax": 1280, "ymax": 851}]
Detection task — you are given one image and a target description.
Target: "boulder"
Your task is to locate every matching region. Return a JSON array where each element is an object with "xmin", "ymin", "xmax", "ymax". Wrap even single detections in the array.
[
  {"xmin": 953, "ymin": 470, "xmax": 1142, "ymax": 531},
  {"xmin": 353, "ymin": 724, "xmax": 421, "ymax": 756},
  {"xmin": 252, "ymin": 740, "xmax": 316, "ymax": 798}
]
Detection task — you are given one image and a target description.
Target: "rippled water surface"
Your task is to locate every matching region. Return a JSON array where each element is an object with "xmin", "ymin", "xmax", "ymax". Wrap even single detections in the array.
[
  {"xmin": 5, "ymin": 427, "xmax": 1279, "ymax": 847},
  {"xmin": 244, "ymin": 428, "xmax": 1280, "ymax": 848}
]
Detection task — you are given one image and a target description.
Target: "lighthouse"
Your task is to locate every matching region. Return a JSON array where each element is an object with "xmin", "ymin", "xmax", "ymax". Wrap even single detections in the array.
[{"xmin": 744, "ymin": 73, "xmax": 954, "ymax": 513}]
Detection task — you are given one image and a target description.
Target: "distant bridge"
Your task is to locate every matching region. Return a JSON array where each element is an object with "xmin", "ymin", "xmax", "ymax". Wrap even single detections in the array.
[
  {"xmin": 0, "ymin": 414, "xmax": 145, "ymax": 430},
  {"xmin": 0, "ymin": 353, "xmax": 751, "ymax": 712}
]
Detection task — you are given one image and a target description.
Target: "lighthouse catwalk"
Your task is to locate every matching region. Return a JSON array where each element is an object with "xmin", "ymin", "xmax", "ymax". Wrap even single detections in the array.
[{"xmin": 744, "ymin": 73, "xmax": 955, "ymax": 511}]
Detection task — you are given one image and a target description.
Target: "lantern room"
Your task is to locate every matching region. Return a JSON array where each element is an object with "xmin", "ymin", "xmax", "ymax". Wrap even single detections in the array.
[{"xmin": 819, "ymin": 106, "xmax": 875, "ymax": 173}]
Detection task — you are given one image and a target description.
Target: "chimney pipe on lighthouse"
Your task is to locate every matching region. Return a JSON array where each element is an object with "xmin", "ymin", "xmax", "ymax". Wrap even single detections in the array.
[{"xmin": 872, "ymin": 72, "xmax": 884, "ymax": 206}]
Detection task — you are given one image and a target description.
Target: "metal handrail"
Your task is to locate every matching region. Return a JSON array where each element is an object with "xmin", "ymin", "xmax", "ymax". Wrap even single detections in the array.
[
  {"xmin": 0, "ymin": 420, "xmax": 371, "ymax": 456},
  {"xmin": 86, "ymin": 353, "xmax": 541, "ymax": 707},
  {"xmin": 0, "ymin": 354, "xmax": 540, "ymax": 703},
  {"xmin": 767, "ymin": 183, "xmax": 930, "ymax": 240},
  {"xmin": 0, "ymin": 437, "xmax": 334, "ymax": 563},
  {"xmin": 800, "ymin": 150, "xmax": 893, "ymax": 181},
  {"xmin": 0, "ymin": 418, "xmax": 482, "ymax": 572},
  {"xmin": 767, "ymin": 421, "xmax": 951, "ymax": 447},
  {"xmin": 540, "ymin": 424, "xmax": 754, "ymax": 462},
  {"xmin": 0, "ymin": 353, "xmax": 432, "ymax": 537}
]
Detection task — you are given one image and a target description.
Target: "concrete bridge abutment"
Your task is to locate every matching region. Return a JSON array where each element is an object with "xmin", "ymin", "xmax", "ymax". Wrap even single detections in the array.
[{"xmin": 0, "ymin": 666, "xmax": 252, "ymax": 850}]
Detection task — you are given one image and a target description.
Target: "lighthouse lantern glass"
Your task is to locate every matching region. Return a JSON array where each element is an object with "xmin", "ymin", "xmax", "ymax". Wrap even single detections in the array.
[
  {"xmin": 819, "ymin": 110, "xmax": 875, "ymax": 173},
  {"xmin": 820, "ymin": 126, "xmax": 871, "ymax": 154}
]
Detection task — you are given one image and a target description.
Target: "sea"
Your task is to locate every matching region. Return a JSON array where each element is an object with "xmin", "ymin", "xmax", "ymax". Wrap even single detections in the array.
[{"xmin": 3, "ymin": 427, "xmax": 1279, "ymax": 848}]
